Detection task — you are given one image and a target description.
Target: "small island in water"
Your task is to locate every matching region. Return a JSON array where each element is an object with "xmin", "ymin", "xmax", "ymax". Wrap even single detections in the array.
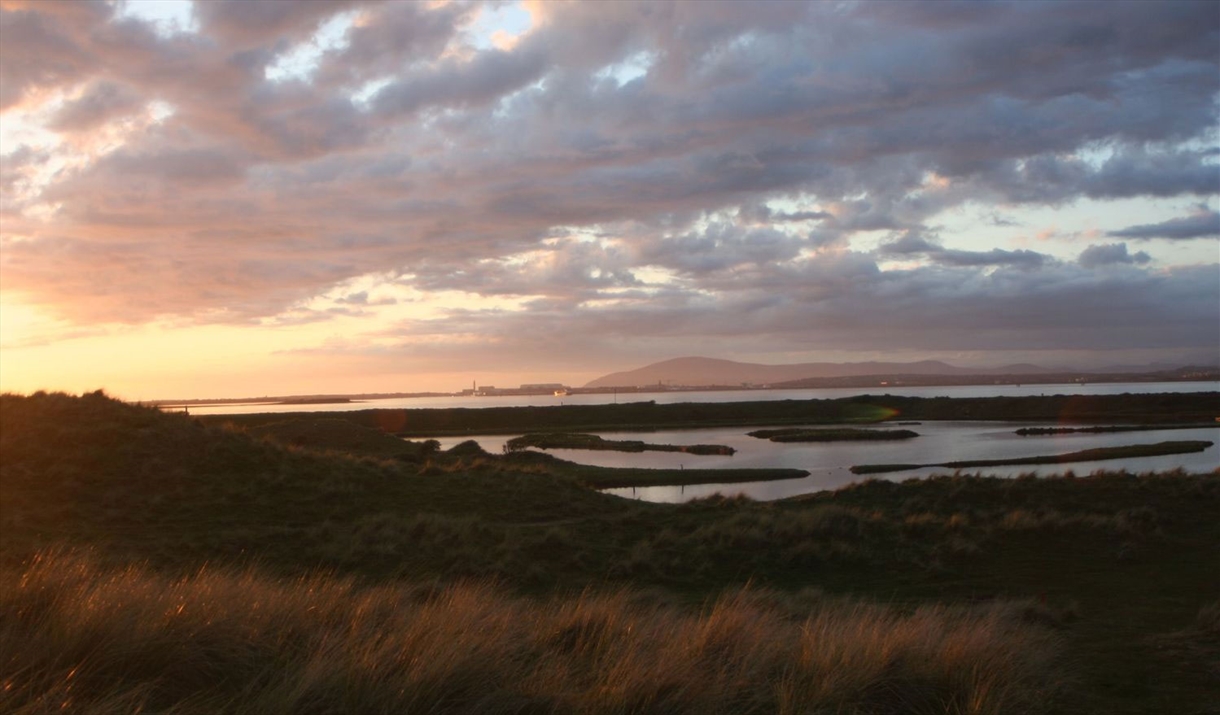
[
  {"xmin": 504, "ymin": 432, "xmax": 736, "ymax": 455},
  {"xmin": 747, "ymin": 427, "xmax": 920, "ymax": 442}
]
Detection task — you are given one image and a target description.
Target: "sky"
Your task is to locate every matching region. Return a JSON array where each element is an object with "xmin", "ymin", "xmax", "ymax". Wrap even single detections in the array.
[{"xmin": 1, "ymin": 0, "xmax": 1218, "ymax": 400}]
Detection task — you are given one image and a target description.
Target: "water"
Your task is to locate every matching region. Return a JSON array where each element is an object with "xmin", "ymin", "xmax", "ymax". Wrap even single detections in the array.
[
  {"xmin": 188, "ymin": 381, "xmax": 1219, "ymax": 416},
  {"xmin": 428, "ymin": 422, "xmax": 1220, "ymax": 503},
  {"xmin": 187, "ymin": 381, "xmax": 1218, "ymax": 503}
]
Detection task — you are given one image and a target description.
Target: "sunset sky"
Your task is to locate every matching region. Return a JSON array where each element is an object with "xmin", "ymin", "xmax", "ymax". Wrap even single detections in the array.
[{"xmin": 1, "ymin": 0, "xmax": 1217, "ymax": 399}]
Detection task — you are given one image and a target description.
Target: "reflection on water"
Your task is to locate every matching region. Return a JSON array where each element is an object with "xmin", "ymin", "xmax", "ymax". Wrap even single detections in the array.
[
  {"xmin": 188, "ymin": 381, "xmax": 1219, "ymax": 416},
  {"xmin": 429, "ymin": 422, "xmax": 1220, "ymax": 503}
]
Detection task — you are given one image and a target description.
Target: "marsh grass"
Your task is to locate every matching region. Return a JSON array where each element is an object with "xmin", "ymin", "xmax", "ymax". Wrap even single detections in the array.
[{"xmin": 0, "ymin": 550, "xmax": 1063, "ymax": 715}]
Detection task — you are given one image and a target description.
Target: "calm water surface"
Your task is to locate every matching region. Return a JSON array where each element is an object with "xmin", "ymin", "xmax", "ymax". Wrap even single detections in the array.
[
  {"xmin": 191, "ymin": 382, "xmax": 1219, "ymax": 503},
  {"xmin": 191, "ymin": 381, "xmax": 1219, "ymax": 416},
  {"xmin": 429, "ymin": 422, "xmax": 1220, "ymax": 503}
]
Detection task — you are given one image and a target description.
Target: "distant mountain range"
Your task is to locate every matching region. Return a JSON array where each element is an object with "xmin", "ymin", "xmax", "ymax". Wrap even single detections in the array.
[{"xmin": 583, "ymin": 357, "xmax": 1214, "ymax": 389}]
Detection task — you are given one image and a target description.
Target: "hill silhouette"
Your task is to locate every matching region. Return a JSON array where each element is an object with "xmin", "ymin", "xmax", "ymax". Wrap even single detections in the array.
[{"xmin": 584, "ymin": 356, "xmax": 1057, "ymax": 388}]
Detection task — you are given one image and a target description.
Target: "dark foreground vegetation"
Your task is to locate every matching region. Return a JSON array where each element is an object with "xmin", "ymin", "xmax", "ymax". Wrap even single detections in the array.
[
  {"xmin": 2, "ymin": 391, "xmax": 1218, "ymax": 714},
  {"xmin": 851, "ymin": 440, "xmax": 1215, "ymax": 475},
  {"xmin": 505, "ymin": 432, "xmax": 736, "ymax": 455},
  {"xmin": 748, "ymin": 427, "xmax": 920, "ymax": 442},
  {"xmin": 201, "ymin": 391, "xmax": 1220, "ymax": 436}
]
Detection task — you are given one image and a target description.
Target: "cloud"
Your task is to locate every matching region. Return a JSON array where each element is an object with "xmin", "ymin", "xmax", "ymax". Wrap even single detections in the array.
[
  {"xmin": 193, "ymin": 0, "xmax": 355, "ymax": 47},
  {"xmin": 1107, "ymin": 208, "xmax": 1220, "ymax": 240},
  {"xmin": 880, "ymin": 230, "xmax": 941, "ymax": 255},
  {"xmin": 347, "ymin": 258, "xmax": 1219, "ymax": 374},
  {"xmin": 48, "ymin": 81, "xmax": 143, "ymax": 131},
  {"xmin": 1078, "ymin": 243, "xmax": 1153, "ymax": 268},
  {"xmin": 315, "ymin": 2, "xmax": 472, "ymax": 89},
  {"xmin": 635, "ymin": 222, "xmax": 806, "ymax": 276},
  {"xmin": 0, "ymin": 0, "xmax": 1216, "ymax": 372},
  {"xmin": 0, "ymin": 1, "xmax": 108, "ymax": 109},
  {"xmin": 371, "ymin": 46, "xmax": 550, "ymax": 117},
  {"xmin": 410, "ymin": 237, "xmax": 641, "ymax": 301},
  {"xmin": 934, "ymin": 248, "xmax": 1047, "ymax": 268},
  {"xmin": 880, "ymin": 230, "xmax": 1049, "ymax": 268}
]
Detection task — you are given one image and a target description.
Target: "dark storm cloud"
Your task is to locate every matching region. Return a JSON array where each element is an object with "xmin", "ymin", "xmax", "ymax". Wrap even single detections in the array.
[
  {"xmin": 359, "ymin": 258, "xmax": 1219, "ymax": 372},
  {"xmin": 980, "ymin": 148, "xmax": 1220, "ymax": 205},
  {"xmin": 409, "ymin": 237, "xmax": 641, "ymax": 300},
  {"xmin": 1078, "ymin": 243, "xmax": 1153, "ymax": 268},
  {"xmin": 933, "ymin": 248, "xmax": 1047, "ymax": 269},
  {"xmin": 371, "ymin": 45, "xmax": 550, "ymax": 117},
  {"xmin": 1108, "ymin": 209, "xmax": 1220, "ymax": 240},
  {"xmin": 879, "ymin": 231, "xmax": 1050, "ymax": 268},
  {"xmin": 635, "ymin": 222, "xmax": 806, "ymax": 276},
  {"xmin": 880, "ymin": 231, "xmax": 941, "ymax": 255},
  {"xmin": 314, "ymin": 2, "xmax": 472, "ymax": 89},
  {"xmin": 2, "ymin": 0, "xmax": 1217, "ymax": 364}
]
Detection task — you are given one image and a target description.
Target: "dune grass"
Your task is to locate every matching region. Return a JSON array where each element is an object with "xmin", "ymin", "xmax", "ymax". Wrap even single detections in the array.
[{"xmin": 0, "ymin": 550, "xmax": 1063, "ymax": 715}]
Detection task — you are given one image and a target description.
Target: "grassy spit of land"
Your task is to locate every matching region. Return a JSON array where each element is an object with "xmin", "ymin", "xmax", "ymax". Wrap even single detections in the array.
[
  {"xmin": 851, "ymin": 440, "xmax": 1215, "ymax": 475},
  {"xmin": 2, "ymin": 391, "xmax": 1218, "ymax": 713},
  {"xmin": 1015, "ymin": 424, "xmax": 1217, "ymax": 436},
  {"xmin": 445, "ymin": 443, "xmax": 807, "ymax": 489},
  {"xmin": 748, "ymin": 427, "xmax": 920, "ymax": 442},
  {"xmin": 505, "ymin": 432, "xmax": 737, "ymax": 455},
  {"xmin": 514, "ymin": 453, "xmax": 808, "ymax": 489}
]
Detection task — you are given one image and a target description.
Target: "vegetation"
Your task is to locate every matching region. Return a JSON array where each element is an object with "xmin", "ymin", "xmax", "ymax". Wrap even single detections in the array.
[
  {"xmin": 545, "ymin": 465, "xmax": 807, "ymax": 489},
  {"xmin": 505, "ymin": 432, "xmax": 736, "ymax": 455},
  {"xmin": 1015, "ymin": 424, "xmax": 1216, "ymax": 436},
  {"xmin": 2, "ymin": 391, "xmax": 1218, "ymax": 713},
  {"xmin": 200, "ymin": 391, "xmax": 1220, "ymax": 436},
  {"xmin": 748, "ymin": 427, "xmax": 919, "ymax": 442},
  {"xmin": 851, "ymin": 440, "xmax": 1215, "ymax": 474},
  {"xmin": 244, "ymin": 417, "xmax": 440, "ymax": 460},
  {"xmin": 0, "ymin": 550, "xmax": 1065, "ymax": 715}
]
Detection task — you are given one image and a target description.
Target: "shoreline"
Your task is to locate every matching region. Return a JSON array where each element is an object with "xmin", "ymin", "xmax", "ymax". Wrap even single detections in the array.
[{"xmin": 201, "ymin": 391, "xmax": 1220, "ymax": 437}]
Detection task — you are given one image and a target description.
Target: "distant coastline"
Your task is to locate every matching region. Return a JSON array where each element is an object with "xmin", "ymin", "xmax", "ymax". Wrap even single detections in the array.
[
  {"xmin": 151, "ymin": 392, "xmax": 450, "ymax": 408},
  {"xmin": 148, "ymin": 366, "xmax": 1219, "ymax": 407}
]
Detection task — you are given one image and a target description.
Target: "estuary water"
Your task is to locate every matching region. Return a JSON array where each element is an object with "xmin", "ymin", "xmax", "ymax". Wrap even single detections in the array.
[
  {"xmin": 189, "ymin": 381, "xmax": 1219, "ymax": 416},
  {"xmin": 429, "ymin": 422, "xmax": 1220, "ymax": 503},
  {"xmin": 190, "ymin": 381, "xmax": 1219, "ymax": 503}
]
